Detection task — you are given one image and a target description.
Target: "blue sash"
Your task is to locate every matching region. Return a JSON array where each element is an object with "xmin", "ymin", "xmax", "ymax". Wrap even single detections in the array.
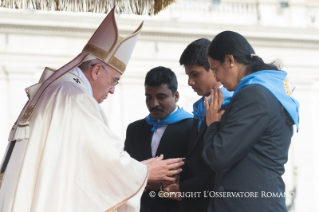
[
  {"xmin": 145, "ymin": 107, "xmax": 193, "ymax": 131},
  {"xmin": 193, "ymin": 87, "xmax": 233, "ymax": 130},
  {"xmin": 221, "ymin": 70, "xmax": 299, "ymax": 131}
]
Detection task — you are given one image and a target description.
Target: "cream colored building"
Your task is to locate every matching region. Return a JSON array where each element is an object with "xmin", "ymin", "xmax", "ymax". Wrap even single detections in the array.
[{"xmin": 0, "ymin": 0, "xmax": 319, "ymax": 211}]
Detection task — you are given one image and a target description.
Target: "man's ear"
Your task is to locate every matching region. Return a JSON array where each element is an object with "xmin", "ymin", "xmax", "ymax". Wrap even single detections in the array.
[
  {"xmin": 174, "ymin": 91, "xmax": 179, "ymax": 102},
  {"xmin": 91, "ymin": 64, "xmax": 102, "ymax": 81}
]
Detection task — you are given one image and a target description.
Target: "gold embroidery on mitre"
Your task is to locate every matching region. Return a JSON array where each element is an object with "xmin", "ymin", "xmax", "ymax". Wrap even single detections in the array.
[
  {"xmin": 21, "ymin": 105, "xmax": 35, "ymax": 122},
  {"xmin": 283, "ymin": 79, "xmax": 291, "ymax": 96},
  {"xmin": 83, "ymin": 44, "xmax": 110, "ymax": 61},
  {"xmin": 108, "ymin": 56, "xmax": 126, "ymax": 74}
]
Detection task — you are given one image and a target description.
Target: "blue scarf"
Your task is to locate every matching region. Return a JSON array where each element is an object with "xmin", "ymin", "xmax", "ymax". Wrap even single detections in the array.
[
  {"xmin": 145, "ymin": 107, "xmax": 193, "ymax": 131},
  {"xmin": 193, "ymin": 87, "xmax": 233, "ymax": 130},
  {"xmin": 221, "ymin": 70, "xmax": 299, "ymax": 131}
]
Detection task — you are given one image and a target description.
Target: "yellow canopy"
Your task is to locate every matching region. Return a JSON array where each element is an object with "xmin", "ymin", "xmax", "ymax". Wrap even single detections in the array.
[{"xmin": 0, "ymin": 0, "xmax": 175, "ymax": 15}]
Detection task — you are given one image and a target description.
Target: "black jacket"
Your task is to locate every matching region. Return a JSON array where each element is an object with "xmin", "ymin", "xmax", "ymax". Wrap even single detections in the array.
[
  {"xmin": 125, "ymin": 118, "xmax": 193, "ymax": 212},
  {"xmin": 179, "ymin": 118, "xmax": 215, "ymax": 212},
  {"xmin": 203, "ymin": 84, "xmax": 294, "ymax": 212}
]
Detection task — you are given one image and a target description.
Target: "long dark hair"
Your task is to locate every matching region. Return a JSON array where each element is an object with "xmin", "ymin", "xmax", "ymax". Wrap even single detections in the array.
[{"xmin": 207, "ymin": 31, "xmax": 280, "ymax": 74}]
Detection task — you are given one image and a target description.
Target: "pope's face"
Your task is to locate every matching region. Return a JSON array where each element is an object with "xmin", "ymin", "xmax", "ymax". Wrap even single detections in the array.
[
  {"xmin": 145, "ymin": 84, "xmax": 179, "ymax": 120},
  {"xmin": 91, "ymin": 63, "xmax": 121, "ymax": 103},
  {"xmin": 185, "ymin": 64, "xmax": 221, "ymax": 96}
]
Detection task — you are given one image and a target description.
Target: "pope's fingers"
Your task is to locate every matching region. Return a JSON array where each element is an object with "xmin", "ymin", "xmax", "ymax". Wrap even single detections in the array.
[
  {"xmin": 141, "ymin": 158, "xmax": 155, "ymax": 164},
  {"xmin": 152, "ymin": 154, "xmax": 164, "ymax": 162},
  {"xmin": 169, "ymin": 168, "xmax": 182, "ymax": 176},
  {"xmin": 164, "ymin": 158, "xmax": 182, "ymax": 165},
  {"xmin": 167, "ymin": 161, "xmax": 184, "ymax": 170},
  {"xmin": 165, "ymin": 169, "xmax": 182, "ymax": 179}
]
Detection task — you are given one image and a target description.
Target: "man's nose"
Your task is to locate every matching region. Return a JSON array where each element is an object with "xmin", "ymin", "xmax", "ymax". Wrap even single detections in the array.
[
  {"xmin": 188, "ymin": 78, "xmax": 194, "ymax": 86},
  {"xmin": 151, "ymin": 98, "xmax": 159, "ymax": 107},
  {"xmin": 109, "ymin": 87, "xmax": 115, "ymax": 94}
]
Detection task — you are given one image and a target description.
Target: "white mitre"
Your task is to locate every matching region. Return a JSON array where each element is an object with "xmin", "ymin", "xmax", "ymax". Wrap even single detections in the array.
[{"xmin": 82, "ymin": 8, "xmax": 143, "ymax": 75}]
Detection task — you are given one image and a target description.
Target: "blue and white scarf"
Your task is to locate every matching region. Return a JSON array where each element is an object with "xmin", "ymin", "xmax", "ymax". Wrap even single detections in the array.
[
  {"xmin": 145, "ymin": 107, "xmax": 193, "ymax": 131},
  {"xmin": 221, "ymin": 70, "xmax": 299, "ymax": 131}
]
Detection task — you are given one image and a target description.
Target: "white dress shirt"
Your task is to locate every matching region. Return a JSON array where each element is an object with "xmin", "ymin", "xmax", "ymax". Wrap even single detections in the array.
[{"xmin": 151, "ymin": 106, "xmax": 178, "ymax": 157}]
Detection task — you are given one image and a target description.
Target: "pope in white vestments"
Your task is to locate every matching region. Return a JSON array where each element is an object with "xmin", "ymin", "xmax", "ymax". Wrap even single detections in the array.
[{"xmin": 0, "ymin": 8, "xmax": 183, "ymax": 212}]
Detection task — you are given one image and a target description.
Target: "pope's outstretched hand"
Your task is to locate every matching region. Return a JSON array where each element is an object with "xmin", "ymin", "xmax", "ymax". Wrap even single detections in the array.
[{"xmin": 142, "ymin": 154, "xmax": 184, "ymax": 182}]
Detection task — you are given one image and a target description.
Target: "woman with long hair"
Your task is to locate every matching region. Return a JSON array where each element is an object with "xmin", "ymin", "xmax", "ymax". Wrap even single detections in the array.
[{"xmin": 202, "ymin": 31, "xmax": 299, "ymax": 212}]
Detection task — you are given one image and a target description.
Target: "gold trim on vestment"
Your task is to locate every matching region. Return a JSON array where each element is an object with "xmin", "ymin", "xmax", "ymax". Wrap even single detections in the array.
[
  {"xmin": 18, "ymin": 123, "xmax": 29, "ymax": 127},
  {"xmin": 83, "ymin": 44, "xmax": 110, "ymax": 61},
  {"xmin": 21, "ymin": 105, "xmax": 35, "ymax": 122},
  {"xmin": 8, "ymin": 100, "xmax": 29, "ymax": 142},
  {"xmin": 108, "ymin": 56, "xmax": 126, "ymax": 74},
  {"xmin": 104, "ymin": 166, "xmax": 149, "ymax": 212}
]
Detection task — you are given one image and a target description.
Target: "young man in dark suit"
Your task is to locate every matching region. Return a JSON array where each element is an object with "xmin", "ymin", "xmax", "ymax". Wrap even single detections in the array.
[
  {"xmin": 125, "ymin": 66, "xmax": 193, "ymax": 212},
  {"xmin": 164, "ymin": 38, "xmax": 232, "ymax": 212}
]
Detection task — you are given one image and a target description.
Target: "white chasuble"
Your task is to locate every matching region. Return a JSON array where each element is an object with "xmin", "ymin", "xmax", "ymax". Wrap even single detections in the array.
[{"xmin": 0, "ymin": 73, "xmax": 148, "ymax": 212}]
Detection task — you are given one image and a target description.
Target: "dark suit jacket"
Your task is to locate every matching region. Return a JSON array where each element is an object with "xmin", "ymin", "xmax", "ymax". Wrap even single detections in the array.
[
  {"xmin": 202, "ymin": 84, "xmax": 294, "ymax": 212},
  {"xmin": 179, "ymin": 118, "xmax": 215, "ymax": 212},
  {"xmin": 125, "ymin": 118, "xmax": 193, "ymax": 212}
]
